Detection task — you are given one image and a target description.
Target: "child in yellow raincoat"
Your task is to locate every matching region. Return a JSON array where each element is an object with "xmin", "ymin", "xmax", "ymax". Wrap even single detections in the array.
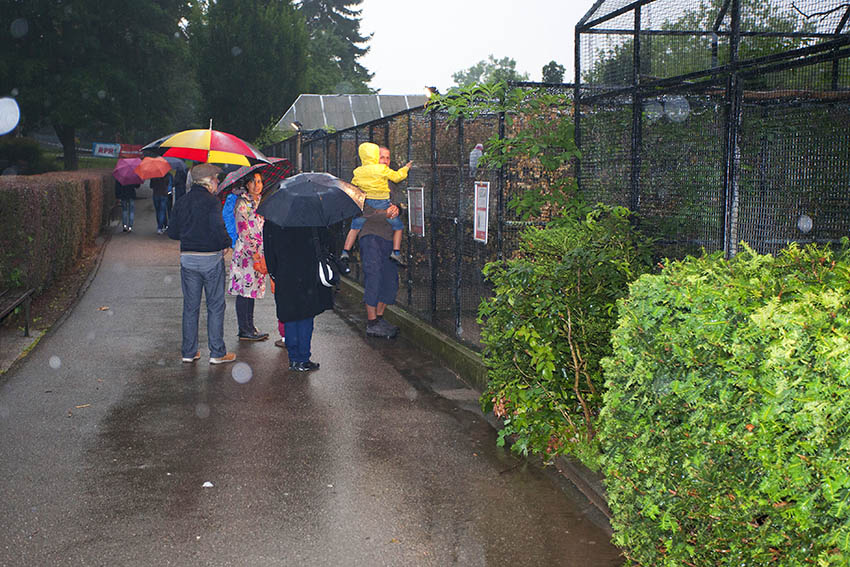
[{"xmin": 340, "ymin": 142, "xmax": 411, "ymax": 268}]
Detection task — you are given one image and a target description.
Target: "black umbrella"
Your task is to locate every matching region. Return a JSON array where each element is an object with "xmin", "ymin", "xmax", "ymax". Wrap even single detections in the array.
[{"xmin": 257, "ymin": 172, "xmax": 365, "ymax": 228}]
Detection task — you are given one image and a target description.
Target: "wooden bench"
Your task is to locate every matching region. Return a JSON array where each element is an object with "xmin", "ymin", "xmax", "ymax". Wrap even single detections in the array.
[{"xmin": 0, "ymin": 288, "xmax": 35, "ymax": 337}]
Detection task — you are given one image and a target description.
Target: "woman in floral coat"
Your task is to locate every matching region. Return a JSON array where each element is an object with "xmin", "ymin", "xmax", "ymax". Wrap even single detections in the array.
[{"xmin": 228, "ymin": 172, "xmax": 268, "ymax": 341}]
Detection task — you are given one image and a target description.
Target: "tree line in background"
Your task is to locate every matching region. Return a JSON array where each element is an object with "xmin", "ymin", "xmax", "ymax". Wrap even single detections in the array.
[{"xmin": 0, "ymin": 0, "xmax": 374, "ymax": 169}]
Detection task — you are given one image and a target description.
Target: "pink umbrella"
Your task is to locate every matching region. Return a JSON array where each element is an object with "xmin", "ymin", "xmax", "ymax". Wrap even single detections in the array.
[{"xmin": 112, "ymin": 158, "xmax": 143, "ymax": 185}]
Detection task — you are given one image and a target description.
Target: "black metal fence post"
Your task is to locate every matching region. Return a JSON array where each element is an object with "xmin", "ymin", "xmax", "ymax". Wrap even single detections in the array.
[
  {"xmin": 630, "ymin": 5, "xmax": 643, "ymax": 212},
  {"xmin": 406, "ymin": 112, "xmax": 413, "ymax": 307},
  {"xmin": 454, "ymin": 117, "xmax": 464, "ymax": 337},
  {"xmin": 429, "ymin": 111, "xmax": 438, "ymax": 321},
  {"xmin": 722, "ymin": 0, "xmax": 743, "ymax": 259}
]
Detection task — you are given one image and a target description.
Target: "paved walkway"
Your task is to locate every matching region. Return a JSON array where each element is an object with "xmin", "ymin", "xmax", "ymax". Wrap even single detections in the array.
[{"xmin": 0, "ymin": 190, "xmax": 622, "ymax": 566}]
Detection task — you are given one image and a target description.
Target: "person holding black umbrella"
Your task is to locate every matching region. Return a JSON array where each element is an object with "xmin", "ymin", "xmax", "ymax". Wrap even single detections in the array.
[
  {"xmin": 257, "ymin": 172, "xmax": 365, "ymax": 372},
  {"xmin": 263, "ymin": 222, "xmax": 333, "ymax": 372}
]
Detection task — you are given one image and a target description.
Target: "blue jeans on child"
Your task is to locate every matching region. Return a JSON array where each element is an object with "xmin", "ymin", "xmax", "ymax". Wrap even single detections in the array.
[
  {"xmin": 179, "ymin": 253, "xmax": 227, "ymax": 359},
  {"xmin": 283, "ymin": 317, "xmax": 314, "ymax": 363},
  {"xmin": 350, "ymin": 198, "xmax": 404, "ymax": 231},
  {"xmin": 121, "ymin": 198, "xmax": 135, "ymax": 228}
]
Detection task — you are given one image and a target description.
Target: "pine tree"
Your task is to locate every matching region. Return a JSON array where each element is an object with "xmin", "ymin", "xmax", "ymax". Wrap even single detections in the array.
[
  {"xmin": 192, "ymin": 0, "xmax": 309, "ymax": 141},
  {"xmin": 299, "ymin": 0, "xmax": 373, "ymax": 93}
]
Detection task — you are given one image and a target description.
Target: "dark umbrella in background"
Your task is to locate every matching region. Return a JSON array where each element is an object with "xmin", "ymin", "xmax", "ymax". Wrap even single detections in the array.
[
  {"xmin": 257, "ymin": 172, "xmax": 366, "ymax": 228},
  {"xmin": 163, "ymin": 156, "xmax": 187, "ymax": 174},
  {"xmin": 218, "ymin": 157, "xmax": 293, "ymax": 195},
  {"xmin": 112, "ymin": 158, "xmax": 143, "ymax": 185}
]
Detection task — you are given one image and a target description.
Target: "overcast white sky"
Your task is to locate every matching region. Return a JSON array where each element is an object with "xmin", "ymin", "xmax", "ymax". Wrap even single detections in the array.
[{"xmin": 359, "ymin": 0, "xmax": 599, "ymax": 94}]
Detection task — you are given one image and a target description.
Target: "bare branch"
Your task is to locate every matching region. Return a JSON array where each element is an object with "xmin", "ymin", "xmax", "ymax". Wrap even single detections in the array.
[{"xmin": 791, "ymin": 2, "xmax": 850, "ymax": 21}]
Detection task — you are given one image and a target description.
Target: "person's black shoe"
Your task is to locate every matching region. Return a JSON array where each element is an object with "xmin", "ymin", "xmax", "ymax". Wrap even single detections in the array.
[
  {"xmin": 377, "ymin": 317, "xmax": 399, "ymax": 337},
  {"xmin": 239, "ymin": 331, "xmax": 269, "ymax": 341},
  {"xmin": 339, "ymin": 250, "xmax": 351, "ymax": 274},
  {"xmin": 288, "ymin": 361, "xmax": 301, "ymax": 371},
  {"xmin": 366, "ymin": 320, "xmax": 395, "ymax": 338},
  {"xmin": 298, "ymin": 360, "xmax": 320, "ymax": 371}
]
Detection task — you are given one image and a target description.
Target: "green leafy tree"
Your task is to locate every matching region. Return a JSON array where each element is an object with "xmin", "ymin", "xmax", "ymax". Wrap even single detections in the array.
[
  {"xmin": 542, "ymin": 60, "xmax": 566, "ymax": 83},
  {"xmin": 0, "ymin": 0, "xmax": 194, "ymax": 170},
  {"xmin": 299, "ymin": 0, "xmax": 373, "ymax": 93},
  {"xmin": 192, "ymin": 0, "xmax": 309, "ymax": 141},
  {"xmin": 451, "ymin": 55, "xmax": 529, "ymax": 88}
]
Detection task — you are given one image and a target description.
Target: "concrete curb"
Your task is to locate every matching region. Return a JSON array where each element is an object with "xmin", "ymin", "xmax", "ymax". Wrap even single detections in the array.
[
  {"xmin": 336, "ymin": 276, "xmax": 613, "ymax": 527},
  {"xmin": 337, "ymin": 278, "xmax": 489, "ymax": 390}
]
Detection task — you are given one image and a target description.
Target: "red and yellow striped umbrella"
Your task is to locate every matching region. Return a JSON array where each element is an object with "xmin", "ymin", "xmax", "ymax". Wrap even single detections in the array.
[{"xmin": 141, "ymin": 129, "xmax": 268, "ymax": 166}]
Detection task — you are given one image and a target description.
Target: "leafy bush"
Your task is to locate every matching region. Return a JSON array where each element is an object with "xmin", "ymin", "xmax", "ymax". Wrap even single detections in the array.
[
  {"xmin": 600, "ymin": 242, "xmax": 850, "ymax": 566},
  {"xmin": 0, "ymin": 170, "xmax": 112, "ymax": 291},
  {"xmin": 479, "ymin": 205, "xmax": 653, "ymax": 466}
]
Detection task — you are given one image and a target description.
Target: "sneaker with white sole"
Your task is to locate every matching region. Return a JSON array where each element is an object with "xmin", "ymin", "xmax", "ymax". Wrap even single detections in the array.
[
  {"xmin": 182, "ymin": 351, "xmax": 200, "ymax": 363},
  {"xmin": 209, "ymin": 352, "xmax": 236, "ymax": 364}
]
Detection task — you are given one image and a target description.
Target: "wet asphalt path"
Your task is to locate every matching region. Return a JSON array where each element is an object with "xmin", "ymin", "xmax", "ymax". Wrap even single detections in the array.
[{"xmin": 0, "ymin": 194, "xmax": 622, "ymax": 566}]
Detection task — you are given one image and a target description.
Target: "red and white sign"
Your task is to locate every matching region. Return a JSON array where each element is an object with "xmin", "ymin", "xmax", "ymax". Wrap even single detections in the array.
[
  {"xmin": 119, "ymin": 144, "xmax": 143, "ymax": 158},
  {"xmin": 407, "ymin": 187, "xmax": 425, "ymax": 237},
  {"xmin": 92, "ymin": 143, "xmax": 121, "ymax": 158},
  {"xmin": 473, "ymin": 181, "xmax": 489, "ymax": 244}
]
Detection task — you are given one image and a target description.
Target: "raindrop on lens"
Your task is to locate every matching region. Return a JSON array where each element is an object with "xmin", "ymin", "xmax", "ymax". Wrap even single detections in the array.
[
  {"xmin": 10, "ymin": 18, "xmax": 28, "ymax": 39},
  {"xmin": 49, "ymin": 356, "xmax": 62, "ymax": 369},
  {"xmin": 643, "ymin": 100, "xmax": 663, "ymax": 122},
  {"xmin": 231, "ymin": 46, "xmax": 242, "ymax": 56},
  {"xmin": 195, "ymin": 403, "xmax": 210, "ymax": 419},
  {"xmin": 164, "ymin": 275, "xmax": 173, "ymax": 285},
  {"xmin": 797, "ymin": 214, "xmax": 813, "ymax": 234},
  {"xmin": 664, "ymin": 96, "xmax": 690, "ymax": 123},
  {"xmin": 97, "ymin": 90, "xmax": 106, "ymax": 100},
  {"xmin": 0, "ymin": 97, "xmax": 21, "ymax": 135},
  {"xmin": 157, "ymin": 359, "xmax": 165, "ymax": 366},
  {"xmin": 232, "ymin": 362, "xmax": 252, "ymax": 384}
]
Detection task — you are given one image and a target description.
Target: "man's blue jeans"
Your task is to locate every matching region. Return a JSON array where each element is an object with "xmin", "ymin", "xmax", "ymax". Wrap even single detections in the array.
[
  {"xmin": 121, "ymin": 198, "xmax": 135, "ymax": 228},
  {"xmin": 284, "ymin": 317, "xmax": 314, "ymax": 363},
  {"xmin": 180, "ymin": 253, "xmax": 227, "ymax": 358}
]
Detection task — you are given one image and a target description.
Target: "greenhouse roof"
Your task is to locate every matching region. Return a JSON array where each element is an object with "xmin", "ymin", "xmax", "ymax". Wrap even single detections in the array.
[{"xmin": 273, "ymin": 94, "xmax": 428, "ymax": 134}]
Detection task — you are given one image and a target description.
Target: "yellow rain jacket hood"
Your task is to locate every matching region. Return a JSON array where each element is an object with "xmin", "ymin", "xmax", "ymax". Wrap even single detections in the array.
[{"xmin": 351, "ymin": 142, "xmax": 409, "ymax": 200}]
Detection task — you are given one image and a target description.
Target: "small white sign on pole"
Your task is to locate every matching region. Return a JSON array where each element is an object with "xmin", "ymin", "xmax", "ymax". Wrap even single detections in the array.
[
  {"xmin": 407, "ymin": 187, "xmax": 425, "ymax": 237},
  {"xmin": 473, "ymin": 181, "xmax": 490, "ymax": 244}
]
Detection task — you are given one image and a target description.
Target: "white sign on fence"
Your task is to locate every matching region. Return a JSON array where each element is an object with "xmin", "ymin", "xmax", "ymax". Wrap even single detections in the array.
[
  {"xmin": 92, "ymin": 143, "xmax": 121, "ymax": 158},
  {"xmin": 474, "ymin": 181, "xmax": 490, "ymax": 244},
  {"xmin": 407, "ymin": 187, "xmax": 425, "ymax": 237}
]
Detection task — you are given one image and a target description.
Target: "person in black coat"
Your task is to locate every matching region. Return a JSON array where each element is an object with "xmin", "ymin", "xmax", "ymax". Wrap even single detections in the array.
[
  {"xmin": 114, "ymin": 180, "xmax": 139, "ymax": 232},
  {"xmin": 263, "ymin": 222, "xmax": 334, "ymax": 372}
]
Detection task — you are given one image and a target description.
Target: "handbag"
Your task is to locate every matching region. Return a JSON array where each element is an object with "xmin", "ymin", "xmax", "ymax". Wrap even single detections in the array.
[{"xmin": 312, "ymin": 228, "xmax": 341, "ymax": 288}]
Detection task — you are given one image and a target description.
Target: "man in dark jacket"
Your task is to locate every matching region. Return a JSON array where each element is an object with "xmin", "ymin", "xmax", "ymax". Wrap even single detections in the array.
[{"xmin": 167, "ymin": 164, "xmax": 236, "ymax": 365}]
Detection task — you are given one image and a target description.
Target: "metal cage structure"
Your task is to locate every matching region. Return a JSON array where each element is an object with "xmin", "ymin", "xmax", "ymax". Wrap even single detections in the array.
[{"xmin": 576, "ymin": 0, "xmax": 850, "ymax": 258}]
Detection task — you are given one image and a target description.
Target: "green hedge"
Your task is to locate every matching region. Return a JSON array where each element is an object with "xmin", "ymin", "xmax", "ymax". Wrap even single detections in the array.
[
  {"xmin": 0, "ymin": 170, "xmax": 114, "ymax": 291},
  {"xmin": 600, "ymin": 242, "xmax": 850, "ymax": 566},
  {"xmin": 479, "ymin": 205, "xmax": 653, "ymax": 466}
]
